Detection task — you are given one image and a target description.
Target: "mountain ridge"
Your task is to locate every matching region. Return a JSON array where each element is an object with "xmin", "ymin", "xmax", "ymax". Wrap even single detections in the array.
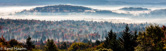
[{"xmin": 16, "ymin": 5, "xmax": 131, "ymax": 17}]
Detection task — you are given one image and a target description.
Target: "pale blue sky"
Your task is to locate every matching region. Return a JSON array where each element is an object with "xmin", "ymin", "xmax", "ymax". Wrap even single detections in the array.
[{"xmin": 0, "ymin": 0, "xmax": 166, "ymax": 6}]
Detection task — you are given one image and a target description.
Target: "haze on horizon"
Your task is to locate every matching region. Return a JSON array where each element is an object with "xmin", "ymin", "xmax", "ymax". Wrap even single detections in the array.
[{"xmin": 0, "ymin": 0, "xmax": 166, "ymax": 24}]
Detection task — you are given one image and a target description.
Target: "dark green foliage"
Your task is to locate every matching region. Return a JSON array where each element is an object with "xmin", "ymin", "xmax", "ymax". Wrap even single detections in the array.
[
  {"xmin": 8, "ymin": 39, "xmax": 18, "ymax": 47},
  {"xmin": 26, "ymin": 36, "xmax": 35, "ymax": 50},
  {"xmin": 1, "ymin": 22, "xmax": 165, "ymax": 51},
  {"xmin": 44, "ymin": 39, "xmax": 59, "ymax": 51},
  {"xmin": 87, "ymin": 39, "xmax": 93, "ymax": 46},
  {"xmin": 119, "ymin": 25, "xmax": 138, "ymax": 51},
  {"xmin": 95, "ymin": 40, "xmax": 100, "ymax": 46},
  {"xmin": 60, "ymin": 42, "xmax": 68, "ymax": 49},
  {"xmin": 133, "ymin": 30, "xmax": 138, "ymax": 47},
  {"xmin": 136, "ymin": 25, "xmax": 164, "ymax": 51},
  {"xmin": 103, "ymin": 30, "xmax": 121, "ymax": 51}
]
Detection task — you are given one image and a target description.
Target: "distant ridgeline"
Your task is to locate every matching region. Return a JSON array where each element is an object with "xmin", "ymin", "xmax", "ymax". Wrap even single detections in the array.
[
  {"xmin": 119, "ymin": 7, "xmax": 166, "ymax": 18},
  {"xmin": 120, "ymin": 7, "xmax": 150, "ymax": 11},
  {"xmin": 22, "ymin": 5, "xmax": 93, "ymax": 13},
  {"xmin": 139, "ymin": 9, "xmax": 166, "ymax": 17},
  {"xmin": 0, "ymin": 18, "xmax": 148, "ymax": 42},
  {"xmin": 15, "ymin": 5, "xmax": 131, "ymax": 16},
  {"xmin": 15, "ymin": 5, "xmax": 166, "ymax": 18}
]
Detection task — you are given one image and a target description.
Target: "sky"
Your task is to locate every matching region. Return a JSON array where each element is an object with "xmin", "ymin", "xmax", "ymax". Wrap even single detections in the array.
[{"xmin": 0, "ymin": 0, "xmax": 166, "ymax": 6}]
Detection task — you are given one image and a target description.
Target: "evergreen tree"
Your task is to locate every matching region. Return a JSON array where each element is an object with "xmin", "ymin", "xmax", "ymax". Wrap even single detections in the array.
[
  {"xmin": 44, "ymin": 39, "xmax": 59, "ymax": 51},
  {"xmin": 95, "ymin": 40, "xmax": 100, "ymax": 46},
  {"xmin": 103, "ymin": 30, "xmax": 121, "ymax": 51},
  {"xmin": 132, "ymin": 30, "xmax": 138, "ymax": 47},
  {"xmin": 60, "ymin": 42, "xmax": 67, "ymax": 49},
  {"xmin": 8, "ymin": 39, "xmax": 18, "ymax": 47},
  {"xmin": 88, "ymin": 39, "xmax": 92, "ymax": 46},
  {"xmin": 26, "ymin": 36, "xmax": 35, "ymax": 50},
  {"xmin": 119, "ymin": 25, "xmax": 136, "ymax": 51}
]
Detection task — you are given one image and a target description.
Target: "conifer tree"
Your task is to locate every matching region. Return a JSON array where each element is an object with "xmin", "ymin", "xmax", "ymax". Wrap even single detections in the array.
[
  {"xmin": 103, "ymin": 30, "xmax": 121, "ymax": 51},
  {"xmin": 95, "ymin": 40, "xmax": 100, "ymax": 46},
  {"xmin": 60, "ymin": 42, "xmax": 67, "ymax": 49},
  {"xmin": 44, "ymin": 39, "xmax": 59, "ymax": 51},
  {"xmin": 119, "ymin": 25, "xmax": 136, "ymax": 51},
  {"xmin": 26, "ymin": 36, "xmax": 35, "ymax": 50}
]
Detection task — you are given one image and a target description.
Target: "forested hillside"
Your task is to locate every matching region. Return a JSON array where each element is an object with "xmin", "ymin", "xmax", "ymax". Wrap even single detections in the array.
[
  {"xmin": 0, "ymin": 18, "xmax": 147, "ymax": 42},
  {"xmin": 0, "ymin": 24, "xmax": 165, "ymax": 51}
]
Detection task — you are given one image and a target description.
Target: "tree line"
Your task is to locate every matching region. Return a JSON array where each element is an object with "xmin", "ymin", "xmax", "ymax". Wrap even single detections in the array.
[{"xmin": 0, "ymin": 24, "xmax": 165, "ymax": 51}]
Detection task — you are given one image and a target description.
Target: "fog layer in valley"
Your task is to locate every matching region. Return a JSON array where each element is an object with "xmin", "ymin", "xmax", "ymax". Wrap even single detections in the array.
[{"xmin": 0, "ymin": 5, "xmax": 166, "ymax": 24}]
